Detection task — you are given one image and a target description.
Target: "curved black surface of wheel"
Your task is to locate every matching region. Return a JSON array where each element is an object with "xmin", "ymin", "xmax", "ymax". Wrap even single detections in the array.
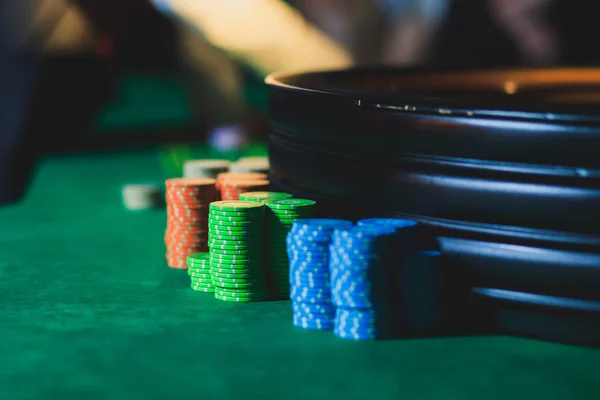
[{"xmin": 266, "ymin": 67, "xmax": 600, "ymax": 346}]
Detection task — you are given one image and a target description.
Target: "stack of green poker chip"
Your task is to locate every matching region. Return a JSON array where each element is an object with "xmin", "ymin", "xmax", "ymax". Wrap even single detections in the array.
[
  {"xmin": 265, "ymin": 198, "xmax": 317, "ymax": 299},
  {"xmin": 187, "ymin": 252, "xmax": 214, "ymax": 293},
  {"xmin": 239, "ymin": 191, "xmax": 292, "ymax": 203},
  {"xmin": 208, "ymin": 201, "xmax": 269, "ymax": 302}
]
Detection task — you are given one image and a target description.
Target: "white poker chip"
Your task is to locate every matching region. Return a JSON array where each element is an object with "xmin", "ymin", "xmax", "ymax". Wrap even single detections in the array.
[
  {"xmin": 183, "ymin": 159, "xmax": 230, "ymax": 178},
  {"xmin": 228, "ymin": 157, "xmax": 269, "ymax": 174},
  {"xmin": 122, "ymin": 183, "xmax": 163, "ymax": 211}
]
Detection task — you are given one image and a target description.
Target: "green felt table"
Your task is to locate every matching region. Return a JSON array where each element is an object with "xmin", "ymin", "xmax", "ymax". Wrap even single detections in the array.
[{"xmin": 1, "ymin": 146, "xmax": 599, "ymax": 400}]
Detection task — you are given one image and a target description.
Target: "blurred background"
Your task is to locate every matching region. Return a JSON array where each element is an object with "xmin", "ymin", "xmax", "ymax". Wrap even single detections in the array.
[{"xmin": 1, "ymin": 0, "xmax": 598, "ymax": 202}]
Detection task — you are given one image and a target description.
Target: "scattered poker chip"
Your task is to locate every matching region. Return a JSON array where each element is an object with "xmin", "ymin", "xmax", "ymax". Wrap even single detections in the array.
[
  {"xmin": 208, "ymin": 200, "xmax": 269, "ymax": 302},
  {"xmin": 122, "ymin": 183, "xmax": 164, "ymax": 211},
  {"xmin": 239, "ymin": 191, "xmax": 292, "ymax": 202},
  {"xmin": 183, "ymin": 159, "xmax": 230, "ymax": 179}
]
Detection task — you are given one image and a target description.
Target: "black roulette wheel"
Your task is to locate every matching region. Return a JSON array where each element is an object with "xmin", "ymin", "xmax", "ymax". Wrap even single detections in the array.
[{"xmin": 265, "ymin": 67, "xmax": 600, "ymax": 346}]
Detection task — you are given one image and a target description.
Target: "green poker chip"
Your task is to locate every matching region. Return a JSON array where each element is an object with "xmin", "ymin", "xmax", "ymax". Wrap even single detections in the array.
[
  {"xmin": 208, "ymin": 233, "xmax": 261, "ymax": 241},
  {"xmin": 215, "ymin": 287, "xmax": 269, "ymax": 297},
  {"xmin": 210, "ymin": 252, "xmax": 259, "ymax": 260},
  {"xmin": 188, "ymin": 272, "xmax": 212, "ymax": 279},
  {"xmin": 209, "ymin": 210, "xmax": 260, "ymax": 218},
  {"xmin": 209, "ymin": 223, "xmax": 263, "ymax": 231},
  {"xmin": 209, "ymin": 215, "xmax": 263, "ymax": 223},
  {"xmin": 212, "ymin": 282, "xmax": 264, "ymax": 290},
  {"xmin": 209, "ymin": 228, "xmax": 264, "ymax": 236},
  {"xmin": 212, "ymin": 279, "xmax": 264, "ymax": 288},
  {"xmin": 187, "ymin": 252, "xmax": 210, "ymax": 264},
  {"xmin": 267, "ymin": 199, "xmax": 316, "ymax": 210},
  {"xmin": 209, "ymin": 201, "xmax": 265, "ymax": 212},
  {"xmin": 191, "ymin": 282, "xmax": 214, "ymax": 288},
  {"xmin": 191, "ymin": 286, "xmax": 215, "ymax": 293},
  {"xmin": 211, "ymin": 268, "xmax": 263, "ymax": 276},
  {"xmin": 187, "ymin": 264, "xmax": 211, "ymax": 269},
  {"xmin": 208, "ymin": 240, "xmax": 263, "ymax": 248},
  {"xmin": 211, "ymin": 271, "xmax": 257, "ymax": 279},
  {"xmin": 214, "ymin": 292, "xmax": 264, "ymax": 302},
  {"xmin": 209, "ymin": 249, "xmax": 262, "ymax": 257},
  {"xmin": 239, "ymin": 191, "xmax": 292, "ymax": 202},
  {"xmin": 208, "ymin": 220, "xmax": 257, "ymax": 228},
  {"xmin": 210, "ymin": 255, "xmax": 258, "ymax": 268},
  {"xmin": 208, "ymin": 242, "xmax": 257, "ymax": 251}
]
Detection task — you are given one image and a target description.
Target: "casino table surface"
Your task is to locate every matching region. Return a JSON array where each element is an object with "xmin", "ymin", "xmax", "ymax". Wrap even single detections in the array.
[{"xmin": 0, "ymin": 147, "xmax": 599, "ymax": 400}]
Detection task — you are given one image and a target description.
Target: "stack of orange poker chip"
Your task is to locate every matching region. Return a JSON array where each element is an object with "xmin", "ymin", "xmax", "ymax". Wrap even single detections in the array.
[
  {"xmin": 215, "ymin": 172, "xmax": 267, "ymax": 200},
  {"xmin": 165, "ymin": 178, "xmax": 217, "ymax": 269}
]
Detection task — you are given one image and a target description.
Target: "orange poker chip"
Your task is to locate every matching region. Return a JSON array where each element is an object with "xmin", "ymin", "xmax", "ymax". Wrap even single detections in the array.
[
  {"xmin": 219, "ymin": 179, "xmax": 269, "ymax": 200},
  {"xmin": 164, "ymin": 177, "xmax": 218, "ymax": 269},
  {"xmin": 166, "ymin": 177, "xmax": 217, "ymax": 186}
]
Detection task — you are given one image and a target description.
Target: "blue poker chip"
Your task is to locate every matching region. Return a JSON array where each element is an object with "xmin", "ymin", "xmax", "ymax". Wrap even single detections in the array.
[
  {"xmin": 289, "ymin": 268, "xmax": 329, "ymax": 277},
  {"xmin": 286, "ymin": 237, "xmax": 330, "ymax": 247},
  {"xmin": 290, "ymin": 279, "xmax": 330, "ymax": 287},
  {"xmin": 289, "ymin": 260, "xmax": 330, "ymax": 269},
  {"xmin": 357, "ymin": 218, "xmax": 417, "ymax": 230},
  {"xmin": 293, "ymin": 307, "xmax": 335, "ymax": 319},
  {"xmin": 334, "ymin": 307, "xmax": 397, "ymax": 338},
  {"xmin": 293, "ymin": 313, "xmax": 335, "ymax": 325},
  {"xmin": 287, "ymin": 250, "xmax": 330, "ymax": 259},
  {"xmin": 290, "ymin": 275, "xmax": 330, "ymax": 284},
  {"xmin": 332, "ymin": 225, "xmax": 397, "ymax": 240},
  {"xmin": 286, "ymin": 242, "xmax": 330, "ymax": 254},
  {"xmin": 292, "ymin": 301, "xmax": 335, "ymax": 313},
  {"xmin": 289, "ymin": 262, "xmax": 330, "ymax": 271},
  {"xmin": 290, "ymin": 287, "xmax": 331, "ymax": 303},
  {"xmin": 289, "ymin": 269, "xmax": 329, "ymax": 278},
  {"xmin": 291, "ymin": 281, "xmax": 329, "ymax": 290},
  {"xmin": 293, "ymin": 315, "xmax": 334, "ymax": 330},
  {"xmin": 292, "ymin": 219, "xmax": 353, "ymax": 231},
  {"xmin": 290, "ymin": 275, "xmax": 329, "ymax": 284},
  {"xmin": 333, "ymin": 325, "xmax": 377, "ymax": 340}
]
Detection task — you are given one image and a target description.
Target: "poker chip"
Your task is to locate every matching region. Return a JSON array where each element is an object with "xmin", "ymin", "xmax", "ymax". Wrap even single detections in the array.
[
  {"xmin": 286, "ymin": 219, "xmax": 350, "ymax": 330},
  {"xmin": 183, "ymin": 159, "xmax": 230, "ymax": 179},
  {"xmin": 333, "ymin": 308, "xmax": 397, "ymax": 340},
  {"xmin": 208, "ymin": 200, "xmax": 269, "ymax": 302},
  {"xmin": 397, "ymin": 250, "xmax": 445, "ymax": 336},
  {"xmin": 122, "ymin": 183, "xmax": 164, "ymax": 211},
  {"xmin": 215, "ymin": 173, "xmax": 268, "ymax": 200},
  {"xmin": 239, "ymin": 191, "xmax": 292, "ymax": 203},
  {"xmin": 219, "ymin": 179, "xmax": 270, "ymax": 201},
  {"xmin": 165, "ymin": 178, "xmax": 216, "ymax": 269},
  {"xmin": 266, "ymin": 199, "xmax": 317, "ymax": 299},
  {"xmin": 330, "ymin": 225, "xmax": 401, "ymax": 339},
  {"xmin": 228, "ymin": 157, "xmax": 270, "ymax": 174},
  {"xmin": 186, "ymin": 252, "xmax": 213, "ymax": 292}
]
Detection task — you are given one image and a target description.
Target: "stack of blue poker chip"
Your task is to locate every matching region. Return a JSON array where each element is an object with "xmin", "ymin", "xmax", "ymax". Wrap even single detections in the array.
[
  {"xmin": 287, "ymin": 219, "xmax": 352, "ymax": 330},
  {"xmin": 398, "ymin": 250, "xmax": 445, "ymax": 336},
  {"xmin": 330, "ymin": 226, "xmax": 398, "ymax": 340},
  {"xmin": 357, "ymin": 218, "xmax": 418, "ymax": 248}
]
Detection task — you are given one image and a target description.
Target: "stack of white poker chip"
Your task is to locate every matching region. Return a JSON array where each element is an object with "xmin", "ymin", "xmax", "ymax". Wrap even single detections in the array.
[
  {"xmin": 229, "ymin": 156, "xmax": 269, "ymax": 174},
  {"xmin": 183, "ymin": 159, "xmax": 230, "ymax": 179},
  {"xmin": 122, "ymin": 184, "xmax": 164, "ymax": 211}
]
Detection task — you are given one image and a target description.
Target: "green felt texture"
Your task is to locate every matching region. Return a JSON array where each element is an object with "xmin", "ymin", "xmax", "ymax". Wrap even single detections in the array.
[{"xmin": 0, "ymin": 148, "xmax": 599, "ymax": 399}]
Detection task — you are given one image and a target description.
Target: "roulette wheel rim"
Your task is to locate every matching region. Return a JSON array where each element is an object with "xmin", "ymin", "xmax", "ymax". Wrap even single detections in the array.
[{"xmin": 266, "ymin": 67, "xmax": 600, "ymax": 346}]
